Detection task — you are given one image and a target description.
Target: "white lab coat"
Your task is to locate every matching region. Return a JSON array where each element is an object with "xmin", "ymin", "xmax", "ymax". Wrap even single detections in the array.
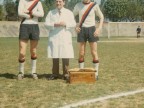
[{"xmin": 45, "ymin": 8, "xmax": 76, "ymax": 58}]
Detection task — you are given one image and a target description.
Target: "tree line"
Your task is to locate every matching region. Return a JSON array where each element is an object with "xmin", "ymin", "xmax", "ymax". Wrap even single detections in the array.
[
  {"xmin": 0, "ymin": 0, "xmax": 144, "ymax": 22},
  {"xmin": 103, "ymin": 0, "xmax": 144, "ymax": 22}
]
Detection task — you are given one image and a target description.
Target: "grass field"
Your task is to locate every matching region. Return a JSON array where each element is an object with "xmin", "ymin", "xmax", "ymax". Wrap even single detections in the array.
[{"xmin": 0, "ymin": 37, "xmax": 144, "ymax": 108}]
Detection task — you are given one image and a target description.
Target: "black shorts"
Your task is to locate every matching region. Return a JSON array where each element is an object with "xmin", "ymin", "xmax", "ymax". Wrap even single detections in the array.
[
  {"xmin": 77, "ymin": 26, "xmax": 99, "ymax": 42},
  {"xmin": 137, "ymin": 32, "xmax": 140, "ymax": 34},
  {"xmin": 19, "ymin": 24, "xmax": 40, "ymax": 40}
]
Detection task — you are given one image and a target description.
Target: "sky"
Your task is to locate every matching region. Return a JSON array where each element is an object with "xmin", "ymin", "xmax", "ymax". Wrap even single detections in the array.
[{"xmin": 0, "ymin": 0, "xmax": 3, "ymax": 4}]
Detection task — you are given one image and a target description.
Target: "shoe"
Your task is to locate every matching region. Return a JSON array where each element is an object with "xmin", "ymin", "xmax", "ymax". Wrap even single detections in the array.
[
  {"xmin": 48, "ymin": 74, "xmax": 58, "ymax": 80},
  {"xmin": 32, "ymin": 73, "xmax": 38, "ymax": 80},
  {"xmin": 17, "ymin": 72, "xmax": 24, "ymax": 80},
  {"xmin": 96, "ymin": 76, "xmax": 98, "ymax": 80},
  {"xmin": 63, "ymin": 74, "xmax": 69, "ymax": 81}
]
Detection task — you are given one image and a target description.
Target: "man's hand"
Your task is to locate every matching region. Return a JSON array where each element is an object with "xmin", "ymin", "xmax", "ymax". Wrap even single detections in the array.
[
  {"xmin": 94, "ymin": 28, "xmax": 100, "ymax": 37},
  {"xmin": 75, "ymin": 26, "xmax": 81, "ymax": 33},
  {"xmin": 54, "ymin": 22, "xmax": 66, "ymax": 27},
  {"xmin": 24, "ymin": 10, "xmax": 29, "ymax": 14},
  {"xmin": 29, "ymin": 11, "xmax": 33, "ymax": 18},
  {"xmin": 24, "ymin": 10, "xmax": 33, "ymax": 18},
  {"xmin": 59, "ymin": 21, "xmax": 66, "ymax": 27}
]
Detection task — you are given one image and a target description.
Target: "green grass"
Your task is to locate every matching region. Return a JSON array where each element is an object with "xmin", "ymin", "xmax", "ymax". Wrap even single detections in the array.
[
  {"xmin": 0, "ymin": 37, "xmax": 144, "ymax": 108},
  {"xmin": 80, "ymin": 93, "xmax": 144, "ymax": 108}
]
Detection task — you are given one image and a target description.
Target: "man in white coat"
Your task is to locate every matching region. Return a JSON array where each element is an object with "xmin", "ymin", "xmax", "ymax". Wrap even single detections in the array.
[{"xmin": 45, "ymin": 0, "xmax": 76, "ymax": 80}]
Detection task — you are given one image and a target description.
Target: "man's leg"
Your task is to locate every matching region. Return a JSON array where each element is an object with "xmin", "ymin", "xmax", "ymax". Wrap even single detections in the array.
[
  {"xmin": 137, "ymin": 33, "xmax": 140, "ymax": 38},
  {"xmin": 52, "ymin": 58, "xmax": 59, "ymax": 75},
  {"xmin": 18, "ymin": 40, "xmax": 28, "ymax": 80},
  {"xmin": 62, "ymin": 58, "xmax": 69, "ymax": 80},
  {"xmin": 89, "ymin": 42, "xmax": 99, "ymax": 80},
  {"xmin": 30, "ymin": 40, "xmax": 38, "ymax": 79},
  {"xmin": 138, "ymin": 33, "xmax": 140, "ymax": 38},
  {"xmin": 78, "ymin": 42, "xmax": 86, "ymax": 69},
  {"xmin": 48, "ymin": 58, "xmax": 60, "ymax": 80}
]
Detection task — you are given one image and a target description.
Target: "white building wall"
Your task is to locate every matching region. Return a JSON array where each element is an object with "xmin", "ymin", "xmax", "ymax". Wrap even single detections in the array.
[{"xmin": 0, "ymin": 21, "xmax": 144, "ymax": 37}]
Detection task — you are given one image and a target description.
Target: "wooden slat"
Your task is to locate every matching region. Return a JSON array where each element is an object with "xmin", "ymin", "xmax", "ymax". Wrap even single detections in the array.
[{"xmin": 68, "ymin": 68, "xmax": 96, "ymax": 84}]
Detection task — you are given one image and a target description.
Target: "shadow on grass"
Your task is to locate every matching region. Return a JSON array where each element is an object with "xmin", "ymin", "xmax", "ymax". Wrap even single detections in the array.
[
  {"xmin": 0, "ymin": 73, "xmax": 51, "ymax": 79},
  {"xmin": 0, "ymin": 73, "xmax": 65, "ymax": 80},
  {"xmin": 38, "ymin": 74, "xmax": 65, "ymax": 80},
  {"xmin": 0, "ymin": 73, "xmax": 16, "ymax": 79}
]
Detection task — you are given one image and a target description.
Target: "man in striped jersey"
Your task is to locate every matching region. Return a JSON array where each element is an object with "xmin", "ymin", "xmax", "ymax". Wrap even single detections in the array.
[
  {"xmin": 17, "ymin": 0, "xmax": 44, "ymax": 80},
  {"xmin": 73, "ymin": 0, "xmax": 104, "ymax": 80}
]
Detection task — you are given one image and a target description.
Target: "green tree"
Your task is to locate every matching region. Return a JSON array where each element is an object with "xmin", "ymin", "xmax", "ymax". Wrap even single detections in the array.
[
  {"xmin": 67, "ymin": 0, "xmax": 81, "ymax": 10},
  {"xmin": 103, "ymin": 0, "xmax": 127, "ymax": 22},
  {"xmin": 40, "ymin": 0, "xmax": 55, "ymax": 21},
  {"xmin": 140, "ymin": 3, "xmax": 144, "ymax": 21},
  {"xmin": 4, "ymin": 0, "xmax": 18, "ymax": 21},
  {"xmin": 126, "ymin": 1, "xmax": 138, "ymax": 21},
  {"xmin": 103, "ymin": 0, "xmax": 144, "ymax": 22},
  {"xmin": 15, "ymin": 0, "xmax": 19, "ymax": 15},
  {"xmin": 0, "ymin": 5, "xmax": 4, "ymax": 20},
  {"xmin": 135, "ymin": 0, "xmax": 144, "ymax": 21}
]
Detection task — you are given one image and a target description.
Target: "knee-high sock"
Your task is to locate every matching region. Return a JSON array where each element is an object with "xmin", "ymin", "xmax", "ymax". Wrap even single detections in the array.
[
  {"xmin": 79, "ymin": 59, "xmax": 84, "ymax": 69},
  {"xmin": 79, "ymin": 62, "xmax": 84, "ymax": 69},
  {"xmin": 31, "ymin": 59, "xmax": 37, "ymax": 74},
  {"xmin": 93, "ymin": 63, "xmax": 99, "ymax": 77},
  {"xmin": 19, "ymin": 59, "xmax": 25, "ymax": 74},
  {"xmin": 19, "ymin": 62, "xmax": 24, "ymax": 74},
  {"xmin": 78, "ymin": 58, "xmax": 84, "ymax": 69},
  {"xmin": 93, "ymin": 60, "xmax": 99, "ymax": 79}
]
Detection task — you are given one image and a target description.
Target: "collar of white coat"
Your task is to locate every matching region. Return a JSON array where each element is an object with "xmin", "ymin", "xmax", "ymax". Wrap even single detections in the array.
[{"xmin": 56, "ymin": 7, "xmax": 65, "ymax": 13}]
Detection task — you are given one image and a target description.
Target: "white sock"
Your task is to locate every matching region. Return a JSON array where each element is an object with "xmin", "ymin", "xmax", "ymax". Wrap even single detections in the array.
[
  {"xmin": 93, "ymin": 63, "xmax": 99, "ymax": 78},
  {"xmin": 79, "ymin": 62, "xmax": 84, "ymax": 69},
  {"xmin": 19, "ymin": 62, "xmax": 24, "ymax": 74},
  {"xmin": 31, "ymin": 59, "xmax": 37, "ymax": 74}
]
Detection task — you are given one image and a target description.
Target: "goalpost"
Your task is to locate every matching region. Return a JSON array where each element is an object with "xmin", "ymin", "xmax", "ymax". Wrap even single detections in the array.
[{"xmin": 102, "ymin": 22, "xmax": 144, "ymax": 38}]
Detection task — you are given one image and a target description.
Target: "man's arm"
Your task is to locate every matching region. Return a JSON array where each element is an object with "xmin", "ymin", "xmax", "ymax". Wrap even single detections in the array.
[
  {"xmin": 31, "ymin": 2, "xmax": 44, "ymax": 18},
  {"xmin": 65, "ymin": 11, "xmax": 76, "ymax": 29},
  {"xmin": 94, "ymin": 4, "xmax": 104, "ymax": 37},
  {"xmin": 95, "ymin": 4, "xmax": 104, "ymax": 30},
  {"xmin": 18, "ymin": 0, "xmax": 31, "ymax": 18},
  {"xmin": 73, "ymin": 4, "xmax": 79, "ymax": 17},
  {"xmin": 73, "ymin": 4, "xmax": 81, "ymax": 33},
  {"xmin": 45, "ymin": 11, "xmax": 54, "ymax": 30}
]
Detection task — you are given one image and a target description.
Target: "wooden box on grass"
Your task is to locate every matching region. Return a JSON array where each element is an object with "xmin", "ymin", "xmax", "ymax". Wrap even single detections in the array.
[{"xmin": 68, "ymin": 68, "xmax": 96, "ymax": 84}]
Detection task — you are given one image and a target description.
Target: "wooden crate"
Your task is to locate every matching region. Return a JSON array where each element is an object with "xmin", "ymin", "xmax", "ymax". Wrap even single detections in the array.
[{"xmin": 68, "ymin": 68, "xmax": 96, "ymax": 84}]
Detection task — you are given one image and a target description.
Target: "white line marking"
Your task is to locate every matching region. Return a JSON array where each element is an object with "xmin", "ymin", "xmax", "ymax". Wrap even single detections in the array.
[
  {"xmin": 60, "ymin": 89, "xmax": 144, "ymax": 108},
  {"xmin": 99, "ymin": 40, "xmax": 144, "ymax": 43}
]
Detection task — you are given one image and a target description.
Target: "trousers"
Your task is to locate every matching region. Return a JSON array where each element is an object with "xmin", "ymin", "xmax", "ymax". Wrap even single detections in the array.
[{"xmin": 52, "ymin": 58, "xmax": 69, "ymax": 75}]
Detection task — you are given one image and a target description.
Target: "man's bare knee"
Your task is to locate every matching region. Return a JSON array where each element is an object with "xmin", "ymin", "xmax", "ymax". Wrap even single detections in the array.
[
  {"xmin": 79, "ymin": 51, "xmax": 85, "ymax": 57},
  {"xmin": 19, "ymin": 53, "xmax": 25, "ymax": 62}
]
